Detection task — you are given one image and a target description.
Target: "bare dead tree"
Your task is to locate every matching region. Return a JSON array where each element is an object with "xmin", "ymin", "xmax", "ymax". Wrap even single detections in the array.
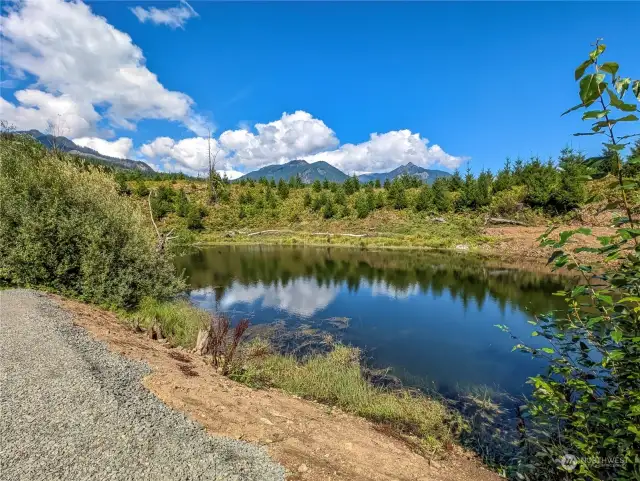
[
  {"xmin": 46, "ymin": 115, "xmax": 67, "ymax": 158},
  {"xmin": 147, "ymin": 190, "xmax": 177, "ymax": 252},
  {"xmin": 207, "ymin": 129, "xmax": 222, "ymax": 204}
]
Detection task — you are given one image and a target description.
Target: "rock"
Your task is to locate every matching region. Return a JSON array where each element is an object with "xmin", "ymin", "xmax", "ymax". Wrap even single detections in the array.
[
  {"xmin": 455, "ymin": 244, "xmax": 469, "ymax": 251},
  {"xmin": 430, "ymin": 460, "xmax": 442, "ymax": 469},
  {"xmin": 297, "ymin": 464, "xmax": 308, "ymax": 473}
]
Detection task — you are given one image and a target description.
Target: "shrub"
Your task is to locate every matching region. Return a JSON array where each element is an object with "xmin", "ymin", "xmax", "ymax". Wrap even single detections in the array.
[
  {"xmin": 415, "ymin": 185, "xmax": 434, "ymax": 212},
  {"xmin": 354, "ymin": 192, "xmax": 371, "ymax": 218},
  {"xmin": 323, "ymin": 199, "xmax": 336, "ymax": 219},
  {"xmin": 0, "ymin": 135, "xmax": 182, "ymax": 308}
]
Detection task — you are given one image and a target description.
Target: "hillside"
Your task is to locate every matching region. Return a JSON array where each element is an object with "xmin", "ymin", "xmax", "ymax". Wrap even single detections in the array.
[
  {"xmin": 239, "ymin": 159, "xmax": 348, "ymax": 183},
  {"xmin": 19, "ymin": 130, "xmax": 154, "ymax": 173},
  {"xmin": 358, "ymin": 162, "xmax": 450, "ymax": 184}
]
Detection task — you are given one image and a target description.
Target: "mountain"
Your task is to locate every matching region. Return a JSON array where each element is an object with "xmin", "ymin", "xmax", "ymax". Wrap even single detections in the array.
[
  {"xmin": 358, "ymin": 162, "xmax": 451, "ymax": 185},
  {"xmin": 19, "ymin": 130, "xmax": 154, "ymax": 173},
  {"xmin": 239, "ymin": 159, "xmax": 348, "ymax": 183}
]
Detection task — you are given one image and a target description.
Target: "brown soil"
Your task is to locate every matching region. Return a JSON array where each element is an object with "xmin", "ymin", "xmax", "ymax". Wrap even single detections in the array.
[
  {"xmin": 55, "ymin": 296, "xmax": 500, "ymax": 481},
  {"xmin": 484, "ymin": 225, "xmax": 615, "ymax": 266}
]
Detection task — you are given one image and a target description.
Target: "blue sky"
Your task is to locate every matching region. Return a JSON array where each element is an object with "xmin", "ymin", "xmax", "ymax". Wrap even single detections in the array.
[{"xmin": 1, "ymin": 1, "xmax": 639, "ymax": 177}]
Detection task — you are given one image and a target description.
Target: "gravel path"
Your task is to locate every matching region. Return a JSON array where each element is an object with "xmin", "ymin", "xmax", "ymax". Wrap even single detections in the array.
[{"xmin": 0, "ymin": 289, "xmax": 284, "ymax": 481}]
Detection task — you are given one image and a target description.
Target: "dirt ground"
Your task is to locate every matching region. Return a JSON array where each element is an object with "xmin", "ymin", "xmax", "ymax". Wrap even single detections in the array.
[
  {"xmin": 483, "ymin": 225, "xmax": 615, "ymax": 266},
  {"xmin": 56, "ymin": 296, "xmax": 500, "ymax": 481}
]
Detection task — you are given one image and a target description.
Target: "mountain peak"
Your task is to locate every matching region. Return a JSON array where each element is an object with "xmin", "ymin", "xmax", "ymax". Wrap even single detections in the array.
[{"xmin": 405, "ymin": 162, "xmax": 417, "ymax": 168}]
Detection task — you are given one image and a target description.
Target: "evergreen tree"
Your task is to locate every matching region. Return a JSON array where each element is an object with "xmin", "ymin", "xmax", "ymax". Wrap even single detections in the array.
[
  {"xmin": 475, "ymin": 170, "xmax": 493, "ymax": 208},
  {"xmin": 277, "ymin": 179, "xmax": 290, "ymax": 199},
  {"xmin": 522, "ymin": 158, "xmax": 558, "ymax": 208},
  {"xmin": 456, "ymin": 167, "xmax": 476, "ymax": 210},
  {"xmin": 448, "ymin": 169, "xmax": 464, "ymax": 191},
  {"xmin": 312, "ymin": 179, "xmax": 322, "ymax": 192},
  {"xmin": 414, "ymin": 184, "xmax": 434, "ymax": 212},
  {"xmin": 383, "ymin": 179, "xmax": 391, "ymax": 190},
  {"xmin": 374, "ymin": 179, "xmax": 381, "ymax": 188},
  {"xmin": 354, "ymin": 192, "xmax": 371, "ymax": 218},
  {"xmin": 623, "ymin": 139, "xmax": 640, "ymax": 177},
  {"xmin": 432, "ymin": 178, "xmax": 451, "ymax": 213},
  {"xmin": 322, "ymin": 178, "xmax": 330, "ymax": 189},
  {"xmin": 493, "ymin": 158, "xmax": 513, "ymax": 193}
]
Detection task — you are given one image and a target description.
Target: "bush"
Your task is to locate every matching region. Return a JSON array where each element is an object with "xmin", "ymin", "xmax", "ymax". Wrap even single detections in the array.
[
  {"xmin": 323, "ymin": 199, "xmax": 336, "ymax": 219},
  {"xmin": 354, "ymin": 192, "xmax": 371, "ymax": 218},
  {"xmin": 0, "ymin": 135, "xmax": 182, "ymax": 308}
]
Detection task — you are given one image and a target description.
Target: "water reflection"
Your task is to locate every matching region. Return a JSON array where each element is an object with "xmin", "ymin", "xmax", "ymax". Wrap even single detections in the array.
[{"xmin": 176, "ymin": 245, "xmax": 569, "ymax": 398}]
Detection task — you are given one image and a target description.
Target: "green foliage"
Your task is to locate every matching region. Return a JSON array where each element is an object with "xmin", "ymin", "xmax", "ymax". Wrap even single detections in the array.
[
  {"xmin": 374, "ymin": 179, "xmax": 381, "ymax": 188},
  {"xmin": 232, "ymin": 344, "xmax": 457, "ymax": 453},
  {"xmin": 344, "ymin": 174, "xmax": 360, "ymax": 195},
  {"xmin": 130, "ymin": 298, "xmax": 209, "ymax": 348},
  {"xmin": 312, "ymin": 179, "xmax": 322, "ymax": 192},
  {"xmin": 0, "ymin": 135, "xmax": 182, "ymax": 308},
  {"xmin": 522, "ymin": 159, "xmax": 558, "ymax": 209},
  {"xmin": 386, "ymin": 179, "xmax": 408, "ymax": 210},
  {"xmin": 150, "ymin": 185, "xmax": 176, "ymax": 220},
  {"xmin": 354, "ymin": 192, "xmax": 372, "ymax": 218},
  {"xmin": 415, "ymin": 184, "xmax": 434, "ymax": 212},
  {"xmin": 277, "ymin": 178, "xmax": 290, "ymax": 199},
  {"xmin": 322, "ymin": 198, "xmax": 336, "ymax": 219},
  {"xmin": 134, "ymin": 180, "xmax": 150, "ymax": 197},
  {"xmin": 502, "ymin": 41, "xmax": 640, "ymax": 481},
  {"xmin": 432, "ymin": 178, "xmax": 452, "ymax": 213},
  {"xmin": 185, "ymin": 204, "xmax": 206, "ymax": 231},
  {"xmin": 448, "ymin": 169, "xmax": 464, "ymax": 191},
  {"xmin": 303, "ymin": 190, "xmax": 312, "ymax": 208}
]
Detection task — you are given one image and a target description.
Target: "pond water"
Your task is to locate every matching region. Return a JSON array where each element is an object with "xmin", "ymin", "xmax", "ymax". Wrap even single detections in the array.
[{"xmin": 176, "ymin": 245, "xmax": 569, "ymax": 399}]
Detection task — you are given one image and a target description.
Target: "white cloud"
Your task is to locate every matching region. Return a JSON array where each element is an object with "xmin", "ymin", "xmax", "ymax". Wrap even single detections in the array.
[
  {"xmin": 211, "ymin": 279, "xmax": 338, "ymax": 317},
  {"xmin": 1, "ymin": 0, "xmax": 208, "ymax": 135},
  {"xmin": 139, "ymin": 136, "xmax": 240, "ymax": 177},
  {"xmin": 306, "ymin": 129, "xmax": 465, "ymax": 174},
  {"xmin": 138, "ymin": 111, "xmax": 465, "ymax": 177},
  {"xmin": 0, "ymin": 89, "xmax": 99, "ymax": 137},
  {"xmin": 219, "ymin": 111, "xmax": 339, "ymax": 170},
  {"xmin": 131, "ymin": 1, "xmax": 198, "ymax": 29},
  {"xmin": 73, "ymin": 136, "xmax": 134, "ymax": 159}
]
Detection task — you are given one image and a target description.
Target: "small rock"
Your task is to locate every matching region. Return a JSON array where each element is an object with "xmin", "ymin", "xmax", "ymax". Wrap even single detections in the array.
[
  {"xmin": 430, "ymin": 460, "xmax": 442, "ymax": 469},
  {"xmin": 455, "ymin": 244, "xmax": 469, "ymax": 251},
  {"xmin": 259, "ymin": 417, "xmax": 273, "ymax": 425},
  {"xmin": 297, "ymin": 464, "xmax": 308, "ymax": 473}
]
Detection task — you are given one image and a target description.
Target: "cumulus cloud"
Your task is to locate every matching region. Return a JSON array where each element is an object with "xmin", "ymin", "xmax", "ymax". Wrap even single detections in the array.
[
  {"xmin": 73, "ymin": 137, "xmax": 134, "ymax": 159},
  {"xmin": 131, "ymin": 1, "xmax": 198, "ymax": 29},
  {"xmin": 306, "ymin": 129, "xmax": 465, "ymax": 174},
  {"xmin": 139, "ymin": 111, "xmax": 465, "ymax": 177},
  {"xmin": 0, "ymin": 89, "xmax": 99, "ymax": 137},
  {"xmin": 213, "ymin": 279, "xmax": 338, "ymax": 317},
  {"xmin": 219, "ymin": 111, "xmax": 339, "ymax": 170},
  {"xmin": 1, "ymin": 0, "xmax": 208, "ymax": 135},
  {"xmin": 139, "ymin": 136, "xmax": 242, "ymax": 178}
]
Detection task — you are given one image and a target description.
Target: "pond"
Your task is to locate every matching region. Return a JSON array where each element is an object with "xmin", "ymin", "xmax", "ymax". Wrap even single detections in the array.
[{"xmin": 175, "ymin": 245, "xmax": 569, "ymax": 400}]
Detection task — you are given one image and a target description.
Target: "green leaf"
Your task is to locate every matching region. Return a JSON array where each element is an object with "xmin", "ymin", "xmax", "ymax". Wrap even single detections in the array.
[
  {"xmin": 600, "ymin": 61, "xmax": 619, "ymax": 76},
  {"xmin": 633, "ymin": 80, "xmax": 640, "ymax": 101},
  {"xmin": 573, "ymin": 132, "xmax": 601, "ymax": 136},
  {"xmin": 611, "ymin": 330, "xmax": 623, "ymax": 343},
  {"xmin": 607, "ymin": 89, "xmax": 638, "ymax": 111},
  {"xmin": 582, "ymin": 109, "xmax": 609, "ymax": 120},
  {"xmin": 589, "ymin": 43, "xmax": 606, "ymax": 61},
  {"xmin": 562, "ymin": 102, "xmax": 585, "ymax": 117},
  {"xmin": 574, "ymin": 59, "xmax": 593, "ymax": 80},
  {"xmin": 614, "ymin": 114, "xmax": 639, "ymax": 122},
  {"xmin": 541, "ymin": 348, "xmax": 555, "ymax": 355},
  {"xmin": 579, "ymin": 74, "xmax": 606, "ymax": 104},
  {"xmin": 615, "ymin": 77, "xmax": 631, "ymax": 97}
]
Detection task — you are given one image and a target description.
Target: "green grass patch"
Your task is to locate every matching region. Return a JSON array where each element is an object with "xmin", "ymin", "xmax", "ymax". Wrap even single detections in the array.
[
  {"xmin": 129, "ymin": 297, "xmax": 209, "ymax": 348},
  {"xmin": 232, "ymin": 343, "xmax": 459, "ymax": 454}
]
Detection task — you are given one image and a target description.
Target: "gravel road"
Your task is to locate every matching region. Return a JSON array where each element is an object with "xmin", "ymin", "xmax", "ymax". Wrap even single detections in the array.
[{"xmin": 0, "ymin": 289, "xmax": 284, "ymax": 481}]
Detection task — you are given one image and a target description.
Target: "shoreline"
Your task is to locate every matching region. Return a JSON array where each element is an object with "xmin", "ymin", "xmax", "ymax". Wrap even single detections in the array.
[{"xmin": 56, "ymin": 293, "xmax": 501, "ymax": 481}]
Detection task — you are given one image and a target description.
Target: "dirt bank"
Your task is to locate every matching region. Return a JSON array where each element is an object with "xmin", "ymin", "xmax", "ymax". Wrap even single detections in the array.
[{"xmin": 57, "ymin": 295, "xmax": 500, "ymax": 481}]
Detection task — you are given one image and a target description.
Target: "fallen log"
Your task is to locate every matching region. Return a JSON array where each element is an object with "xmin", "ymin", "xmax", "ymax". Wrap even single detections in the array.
[
  {"xmin": 246, "ymin": 230, "xmax": 367, "ymax": 238},
  {"xmin": 485, "ymin": 217, "xmax": 527, "ymax": 226}
]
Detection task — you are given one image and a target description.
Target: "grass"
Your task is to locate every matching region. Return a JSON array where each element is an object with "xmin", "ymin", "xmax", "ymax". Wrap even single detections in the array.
[
  {"xmin": 231, "ymin": 342, "xmax": 459, "ymax": 454},
  {"xmin": 128, "ymin": 179, "xmax": 514, "ymax": 251},
  {"xmin": 128, "ymin": 297, "xmax": 209, "ymax": 348}
]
